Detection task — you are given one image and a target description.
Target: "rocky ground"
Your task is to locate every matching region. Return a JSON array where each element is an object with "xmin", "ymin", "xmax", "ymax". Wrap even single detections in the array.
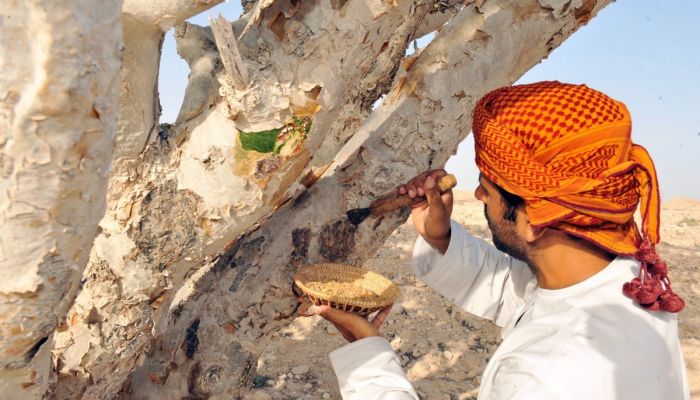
[{"xmin": 241, "ymin": 192, "xmax": 700, "ymax": 400}]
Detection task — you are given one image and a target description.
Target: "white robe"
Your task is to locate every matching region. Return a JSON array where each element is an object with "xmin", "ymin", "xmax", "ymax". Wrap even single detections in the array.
[{"xmin": 329, "ymin": 220, "xmax": 690, "ymax": 399}]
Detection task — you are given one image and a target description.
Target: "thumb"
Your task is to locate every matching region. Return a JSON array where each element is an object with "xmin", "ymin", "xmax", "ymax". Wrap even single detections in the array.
[
  {"xmin": 310, "ymin": 305, "xmax": 353, "ymax": 327},
  {"xmin": 424, "ymin": 176, "xmax": 448, "ymax": 219}
]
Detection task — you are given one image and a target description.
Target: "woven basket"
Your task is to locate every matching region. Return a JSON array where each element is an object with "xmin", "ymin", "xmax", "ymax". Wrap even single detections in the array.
[{"xmin": 294, "ymin": 263, "xmax": 400, "ymax": 316}]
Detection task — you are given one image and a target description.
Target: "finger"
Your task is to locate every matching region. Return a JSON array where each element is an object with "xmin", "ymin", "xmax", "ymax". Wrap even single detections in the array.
[
  {"xmin": 371, "ymin": 305, "xmax": 393, "ymax": 330},
  {"xmin": 416, "ymin": 169, "xmax": 445, "ymax": 192},
  {"xmin": 314, "ymin": 306, "xmax": 378, "ymax": 342},
  {"xmin": 424, "ymin": 176, "xmax": 450, "ymax": 224},
  {"xmin": 298, "ymin": 299, "xmax": 314, "ymax": 317},
  {"xmin": 406, "ymin": 182, "xmax": 417, "ymax": 198},
  {"xmin": 313, "ymin": 305, "xmax": 361, "ymax": 328},
  {"xmin": 428, "ymin": 169, "xmax": 447, "ymax": 181},
  {"xmin": 399, "ymin": 185, "xmax": 406, "ymax": 195},
  {"xmin": 424, "ymin": 176, "xmax": 447, "ymax": 210},
  {"xmin": 406, "ymin": 171, "xmax": 430, "ymax": 198},
  {"xmin": 441, "ymin": 190, "xmax": 454, "ymax": 215}
]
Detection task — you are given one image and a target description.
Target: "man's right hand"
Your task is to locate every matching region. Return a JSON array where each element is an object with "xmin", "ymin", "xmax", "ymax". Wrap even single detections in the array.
[{"xmin": 398, "ymin": 169, "xmax": 453, "ymax": 254}]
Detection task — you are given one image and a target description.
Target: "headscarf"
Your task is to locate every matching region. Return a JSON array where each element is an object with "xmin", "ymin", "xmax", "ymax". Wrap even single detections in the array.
[{"xmin": 472, "ymin": 81, "xmax": 684, "ymax": 313}]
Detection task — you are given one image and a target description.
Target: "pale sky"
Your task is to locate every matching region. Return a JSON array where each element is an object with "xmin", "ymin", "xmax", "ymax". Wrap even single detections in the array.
[{"xmin": 159, "ymin": 0, "xmax": 700, "ymax": 200}]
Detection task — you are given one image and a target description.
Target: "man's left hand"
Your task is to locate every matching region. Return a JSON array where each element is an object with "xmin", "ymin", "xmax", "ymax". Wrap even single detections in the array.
[{"xmin": 304, "ymin": 304, "xmax": 393, "ymax": 343}]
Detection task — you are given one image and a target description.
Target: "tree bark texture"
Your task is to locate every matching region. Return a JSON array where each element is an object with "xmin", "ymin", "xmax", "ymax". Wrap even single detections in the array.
[
  {"xmin": 47, "ymin": 0, "xmax": 612, "ymax": 398},
  {"xmin": 0, "ymin": 1, "xmax": 123, "ymax": 398}
]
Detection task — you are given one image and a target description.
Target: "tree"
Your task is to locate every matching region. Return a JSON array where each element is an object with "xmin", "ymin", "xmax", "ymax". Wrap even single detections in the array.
[{"xmin": 2, "ymin": 0, "xmax": 613, "ymax": 398}]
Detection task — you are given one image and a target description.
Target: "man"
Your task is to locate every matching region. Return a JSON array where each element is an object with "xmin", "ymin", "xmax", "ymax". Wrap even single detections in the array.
[{"xmin": 309, "ymin": 81, "xmax": 689, "ymax": 399}]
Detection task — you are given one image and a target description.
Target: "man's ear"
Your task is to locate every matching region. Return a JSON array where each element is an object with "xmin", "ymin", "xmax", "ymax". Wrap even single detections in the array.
[{"xmin": 518, "ymin": 209, "xmax": 545, "ymax": 243}]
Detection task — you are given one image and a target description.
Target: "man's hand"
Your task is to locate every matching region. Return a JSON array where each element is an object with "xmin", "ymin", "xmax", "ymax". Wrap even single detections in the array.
[
  {"xmin": 305, "ymin": 304, "xmax": 392, "ymax": 343},
  {"xmin": 398, "ymin": 169, "xmax": 453, "ymax": 254}
]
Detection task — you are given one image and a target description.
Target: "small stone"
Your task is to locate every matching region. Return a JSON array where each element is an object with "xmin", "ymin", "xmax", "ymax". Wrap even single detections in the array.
[
  {"xmin": 444, "ymin": 351, "xmax": 453, "ymax": 360},
  {"xmin": 304, "ymin": 383, "xmax": 313, "ymax": 389},
  {"xmin": 326, "ymin": 325, "xmax": 335, "ymax": 334},
  {"xmin": 392, "ymin": 303, "xmax": 404, "ymax": 314},
  {"xmin": 292, "ymin": 365, "xmax": 310, "ymax": 375},
  {"xmin": 224, "ymin": 322, "xmax": 237, "ymax": 334},
  {"xmin": 322, "ymin": 393, "xmax": 331, "ymax": 399}
]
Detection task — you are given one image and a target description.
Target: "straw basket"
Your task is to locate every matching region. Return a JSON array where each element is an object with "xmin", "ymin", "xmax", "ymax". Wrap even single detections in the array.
[{"xmin": 294, "ymin": 263, "xmax": 400, "ymax": 316}]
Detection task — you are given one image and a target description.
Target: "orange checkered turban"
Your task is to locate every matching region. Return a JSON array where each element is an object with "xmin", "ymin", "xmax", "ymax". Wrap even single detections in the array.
[{"xmin": 472, "ymin": 81, "xmax": 684, "ymax": 312}]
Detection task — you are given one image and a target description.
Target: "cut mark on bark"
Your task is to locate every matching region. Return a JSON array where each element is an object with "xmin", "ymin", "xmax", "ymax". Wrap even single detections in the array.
[
  {"xmin": 306, "ymin": 85, "xmax": 322, "ymax": 100},
  {"xmin": 183, "ymin": 319, "xmax": 201, "ymax": 359},
  {"xmin": 319, "ymin": 219, "xmax": 357, "ymax": 261},
  {"xmin": 255, "ymin": 155, "xmax": 281, "ymax": 179}
]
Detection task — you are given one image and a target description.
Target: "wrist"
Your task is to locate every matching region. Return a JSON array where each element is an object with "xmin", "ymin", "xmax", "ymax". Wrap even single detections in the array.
[{"xmin": 426, "ymin": 228, "xmax": 451, "ymax": 254}]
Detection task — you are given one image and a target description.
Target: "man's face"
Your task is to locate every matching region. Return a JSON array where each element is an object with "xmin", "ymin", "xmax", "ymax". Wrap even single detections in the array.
[{"xmin": 474, "ymin": 175, "xmax": 530, "ymax": 263}]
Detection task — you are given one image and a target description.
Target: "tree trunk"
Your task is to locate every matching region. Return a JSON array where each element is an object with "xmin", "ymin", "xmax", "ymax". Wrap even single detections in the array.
[
  {"xmin": 0, "ymin": 1, "xmax": 123, "ymax": 398},
  {"xmin": 48, "ymin": 0, "xmax": 612, "ymax": 398}
]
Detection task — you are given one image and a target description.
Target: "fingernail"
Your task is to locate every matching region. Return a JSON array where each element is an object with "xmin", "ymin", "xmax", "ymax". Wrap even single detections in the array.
[
  {"xmin": 408, "ymin": 189, "xmax": 416, "ymax": 197},
  {"xmin": 425, "ymin": 177, "xmax": 435, "ymax": 188}
]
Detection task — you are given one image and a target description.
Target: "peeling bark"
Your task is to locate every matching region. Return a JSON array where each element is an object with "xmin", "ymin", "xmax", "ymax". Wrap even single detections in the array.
[{"xmin": 0, "ymin": 1, "xmax": 123, "ymax": 398}]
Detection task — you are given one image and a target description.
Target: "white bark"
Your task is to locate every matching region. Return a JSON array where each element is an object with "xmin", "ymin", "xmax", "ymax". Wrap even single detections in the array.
[
  {"xmin": 0, "ymin": 1, "xmax": 123, "ymax": 398},
  {"xmin": 47, "ymin": 0, "xmax": 612, "ymax": 397}
]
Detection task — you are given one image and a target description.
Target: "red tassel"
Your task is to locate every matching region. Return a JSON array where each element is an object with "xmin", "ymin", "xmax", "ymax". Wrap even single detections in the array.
[
  {"xmin": 659, "ymin": 292, "xmax": 685, "ymax": 313},
  {"xmin": 622, "ymin": 236, "xmax": 685, "ymax": 313},
  {"xmin": 622, "ymin": 277, "xmax": 641, "ymax": 299},
  {"xmin": 650, "ymin": 260, "xmax": 668, "ymax": 276},
  {"xmin": 635, "ymin": 239, "xmax": 659, "ymax": 264},
  {"xmin": 636, "ymin": 283, "xmax": 663, "ymax": 305}
]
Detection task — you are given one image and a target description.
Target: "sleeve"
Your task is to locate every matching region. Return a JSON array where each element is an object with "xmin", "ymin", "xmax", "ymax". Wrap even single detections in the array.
[
  {"xmin": 329, "ymin": 336, "xmax": 419, "ymax": 400},
  {"xmin": 412, "ymin": 220, "xmax": 535, "ymax": 327}
]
